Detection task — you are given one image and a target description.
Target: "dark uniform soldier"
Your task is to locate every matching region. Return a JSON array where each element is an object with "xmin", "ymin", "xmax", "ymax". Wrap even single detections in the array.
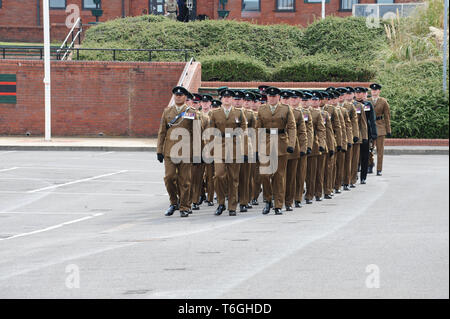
[
  {"xmin": 257, "ymin": 87, "xmax": 296, "ymax": 215},
  {"xmin": 209, "ymin": 89, "xmax": 248, "ymax": 216},
  {"xmin": 358, "ymin": 87, "xmax": 378, "ymax": 184},
  {"xmin": 369, "ymin": 83, "xmax": 391, "ymax": 176},
  {"xmin": 305, "ymin": 91, "xmax": 327, "ymax": 205},
  {"xmin": 190, "ymin": 93, "xmax": 205, "ymax": 211},
  {"xmin": 295, "ymin": 92, "xmax": 314, "ymax": 207},
  {"xmin": 157, "ymin": 86, "xmax": 199, "ymax": 218},
  {"xmin": 350, "ymin": 87, "xmax": 368, "ymax": 188}
]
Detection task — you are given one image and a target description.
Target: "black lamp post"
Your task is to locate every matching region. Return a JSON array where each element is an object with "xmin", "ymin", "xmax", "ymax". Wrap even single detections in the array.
[{"xmin": 91, "ymin": 0, "xmax": 103, "ymax": 23}]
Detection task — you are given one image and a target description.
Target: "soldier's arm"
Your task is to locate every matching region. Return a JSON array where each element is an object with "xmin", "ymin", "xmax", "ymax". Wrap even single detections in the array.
[
  {"xmin": 306, "ymin": 112, "xmax": 314, "ymax": 150},
  {"xmin": 286, "ymin": 107, "xmax": 297, "ymax": 149},
  {"xmin": 333, "ymin": 108, "xmax": 343, "ymax": 148},
  {"xmin": 157, "ymin": 109, "xmax": 168, "ymax": 154},
  {"xmin": 351, "ymin": 106, "xmax": 359, "ymax": 140},
  {"xmin": 360, "ymin": 107, "xmax": 369, "ymax": 140},
  {"xmin": 297, "ymin": 112, "xmax": 308, "ymax": 154},
  {"xmin": 384, "ymin": 99, "xmax": 392, "ymax": 135},
  {"xmin": 240, "ymin": 110, "xmax": 248, "ymax": 157},
  {"xmin": 316, "ymin": 113, "xmax": 327, "ymax": 149},
  {"xmin": 325, "ymin": 114, "xmax": 334, "ymax": 152}
]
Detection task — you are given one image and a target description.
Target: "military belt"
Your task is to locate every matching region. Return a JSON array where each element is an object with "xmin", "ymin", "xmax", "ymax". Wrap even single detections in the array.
[
  {"xmin": 376, "ymin": 115, "xmax": 384, "ymax": 120},
  {"xmin": 265, "ymin": 128, "xmax": 285, "ymax": 134}
]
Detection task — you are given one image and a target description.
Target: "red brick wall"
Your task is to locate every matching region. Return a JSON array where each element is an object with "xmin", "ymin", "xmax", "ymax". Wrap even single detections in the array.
[{"xmin": 0, "ymin": 59, "xmax": 185, "ymax": 137}]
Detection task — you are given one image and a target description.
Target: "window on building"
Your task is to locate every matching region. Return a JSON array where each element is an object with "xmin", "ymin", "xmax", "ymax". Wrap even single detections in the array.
[
  {"xmin": 276, "ymin": 0, "xmax": 295, "ymax": 11},
  {"xmin": 83, "ymin": 0, "xmax": 100, "ymax": 9},
  {"xmin": 242, "ymin": 0, "xmax": 260, "ymax": 11},
  {"xmin": 377, "ymin": 0, "xmax": 395, "ymax": 3},
  {"xmin": 340, "ymin": 0, "xmax": 359, "ymax": 11},
  {"xmin": 0, "ymin": 0, "xmax": 2, "ymax": 9},
  {"xmin": 49, "ymin": 0, "xmax": 66, "ymax": 9}
]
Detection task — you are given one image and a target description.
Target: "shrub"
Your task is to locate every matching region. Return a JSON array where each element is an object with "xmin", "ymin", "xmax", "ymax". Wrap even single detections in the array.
[
  {"xmin": 272, "ymin": 54, "xmax": 375, "ymax": 82},
  {"xmin": 200, "ymin": 54, "xmax": 270, "ymax": 82}
]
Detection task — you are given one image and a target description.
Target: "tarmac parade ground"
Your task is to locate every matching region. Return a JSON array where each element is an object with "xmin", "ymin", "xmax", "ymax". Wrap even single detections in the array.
[{"xmin": 0, "ymin": 150, "xmax": 448, "ymax": 298}]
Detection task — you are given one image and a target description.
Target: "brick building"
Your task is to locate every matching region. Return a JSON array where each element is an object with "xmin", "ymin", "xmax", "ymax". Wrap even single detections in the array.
[{"xmin": 0, "ymin": 0, "xmax": 418, "ymax": 42}]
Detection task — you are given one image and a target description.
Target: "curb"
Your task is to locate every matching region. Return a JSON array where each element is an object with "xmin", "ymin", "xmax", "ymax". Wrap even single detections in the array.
[{"xmin": 0, "ymin": 145, "xmax": 448, "ymax": 155}]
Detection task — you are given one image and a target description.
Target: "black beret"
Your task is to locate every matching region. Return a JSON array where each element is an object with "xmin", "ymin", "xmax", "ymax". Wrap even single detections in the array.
[
  {"xmin": 354, "ymin": 87, "xmax": 365, "ymax": 93},
  {"xmin": 266, "ymin": 87, "xmax": 281, "ymax": 96},
  {"xmin": 244, "ymin": 91, "xmax": 255, "ymax": 101},
  {"xmin": 336, "ymin": 87, "xmax": 348, "ymax": 94},
  {"xmin": 211, "ymin": 99, "xmax": 222, "ymax": 108},
  {"xmin": 172, "ymin": 86, "xmax": 189, "ymax": 96},
  {"xmin": 193, "ymin": 93, "xmax": 203, "ymax": 102},
  {"xmin": 292, "ymin": 90, "xmax": 304, "ymax": 98},
  {"xmin": 186, "ymin": 91, "xmax": 194, "ymax": 100},
  {"xmin": 234, "ymin": 90, "xmax": 245, "ymax": 99},
  {"xmin": 311, "ymin": 91, "xmax": 322, "ymax": 100},
  {"xmin": 258, "ymin": 85, "xmax": 269, "ymax": 92},
  {"xmin": 280, "ymin": 90, "xmax": 293, "ymax": 98},
  {"xmin": 325, "ymin": 86, "xmax": 336, "ymax": 91},
  {"xmin": 346, "ymin": 86, "xmax": 355, "ymax": 93},
  {"xmin": 370, "ymin": 83, "xmax": 382, "ymax": 90},
  {"xmin": 220, "ymin": 89, "xmax": 235, "ymax": 97},
  {"xmin": 202, "ymin": 94, "xmax": 213, "ymax": 102},
  {"xmin": 302, "ymin": 92, "xmax": 312, "ymax": 100}
]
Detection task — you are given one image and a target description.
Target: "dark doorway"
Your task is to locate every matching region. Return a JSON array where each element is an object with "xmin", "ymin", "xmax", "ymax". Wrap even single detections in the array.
[{"xmin": 149, "ymin": 0, "xmax": 165, "ymax": 15}]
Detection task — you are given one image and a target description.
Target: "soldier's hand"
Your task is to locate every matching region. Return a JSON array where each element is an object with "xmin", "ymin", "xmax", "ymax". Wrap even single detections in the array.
[
  {"xmin": 353, "ymin": 136, "xmax": 359, "ymax": 143},
  {"xmin": 307, "ymin": 147, "xmax": 312, "ymax": 155},
  {"xmin": 300, "ymin": 151, "xmax": 306, "ymax": 157},
  {"xmin": 287, "ymin": 147, "xmax": 294, "ymax": 154},
  {"xmin": 387, "ymin": 133, "xmax": 392, "ymax": 138},
  {"xmin": 347, "ymin": 142, "xmax": 352, "ymax": 149},
  {"xmin": 337, "ymin": 146, "xmax": 342, "ymax": 152},
  {"xmin": 157, "ymin": 153, "xmax": 164, "ymax": 163},
  {"xmin": 255, "ymin": 152, "xmax": 259, "ymax": 162},
  {"xmin": 243, "ymin": 155, "xmax": 249, "ymax": 163},
  {"xmin": 329, "ymin": 150, "xmax": 334, "ymax": 158},
  {"xmin": 319, "ymin": 146, "xmax": 325, "ymax": 153},
  {"xmin": 362, "ymin": 139, "xmax": 369, "ymax": 144}
]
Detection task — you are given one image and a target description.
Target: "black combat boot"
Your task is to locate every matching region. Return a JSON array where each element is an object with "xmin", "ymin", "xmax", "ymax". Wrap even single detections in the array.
[
  {"xmin": 180, "ymin": 210, "xmax": 189, "ymax": 218},
  {"xmin": 239, "ymin": 205, "xmax": 247, "ymax": 213},
  {"xmin": 229, "ymin": 210, "xmax": 237, "ymax": 216},
  {"xmin": 274, "ymin": 208, "xmax": 283, "ymax": 215},
  {"xmin": 251, "ymin": 199, "xmax": 259, "ymax": 205},
  {"xmin": 285, "ymin": 205, "xmax": 293, "ymax": 211},
  {"xmin": 324, "ymin": 194, "xmax": 332, "ymax": 199},
  {"xmin": 315, "ymin": 196, "xmax": 322, "ymax": 201},
  {"xmin": 165, "ymin": 204, "xmax": 178, "ymax": 216},
  {"xmin": 262, "ymin": 201, "xmax": 272, "ymax": 215},
  {"xmin": 215, "ymin": 204, "xmax": 226, "ymax": 216},
  {"xmin": 294, "ymin": 201, "xmax": 302, "ymax": 208},
  {"xmin": 377, "ymin": 170, "xmax": 382, "ymax": 176}
]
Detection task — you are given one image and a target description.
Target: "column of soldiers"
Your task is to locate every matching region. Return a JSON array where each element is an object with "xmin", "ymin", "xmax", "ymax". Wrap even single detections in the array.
[{"xmin": 157, "ymin": 83, "xmax": 391, "ymax": 218}]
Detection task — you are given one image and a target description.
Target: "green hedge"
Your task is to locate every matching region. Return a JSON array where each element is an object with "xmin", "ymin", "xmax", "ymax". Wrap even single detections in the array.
[
  {"xmin": 272, "ymin": 54, "xmax": 376, "ymax": 82},
  {"xmin": 82, "ymin": 16, "xmax": 305, "ymax": 66},
  {"xmin": 375, "ymin": 60, "xmax": 449, "ymax": 139},
  {"xmin": 200, "ymin": 54, "xmax": 270, "ymax": 82}
]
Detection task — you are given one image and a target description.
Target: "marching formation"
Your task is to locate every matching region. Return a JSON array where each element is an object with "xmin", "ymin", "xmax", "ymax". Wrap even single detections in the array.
[{"xmin": 157, "ymin": 84, "xmax": 391, "ymax": 217}]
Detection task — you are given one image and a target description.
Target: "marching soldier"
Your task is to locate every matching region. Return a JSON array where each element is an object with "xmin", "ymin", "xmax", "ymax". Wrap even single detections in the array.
[
  {"xmin": 284, "ymin": 91, "xmax": 307, "ymax": 211},
  {"xmin": 238, "ymin": 91, "xmax": 256, "ymax": 212},
  {"xmin": 199, "ymin": 95, "xmax": 215, "ymax": 206},
  {"xmin": 358, "ymin": 87, "xmax": 378, "ymax": 184},
  {"xmin": 294, "ymin": 92, "xmax": 313, "ymax": 207},
  {"xmin": 250, "ymin": 93, "xmax": 263, "ymax": 205},
  {"xmin": 157, "ymin": 86, "xmax": 199, "ymax": 218},
  {"xmin": 304, "ymin": 91, "xmax": 327, "ymax": 205},
  {"xmin": 369, "ymin": 83, "xmax": 391, "ymax": 176},
  {"xmin": 164, "ymin": 0, "xmax": 179, "ymax": 20},
  {"xmin": 350, "ymin": 87, "xmax": 369, "ymax": 187},
  {"xmin": 322, "ymin": 91, "xmax": 342, "ymax": 199},
  {"xmin": 257, "ymin": 87, "xmax": 296, "ymax": 215},
  {"xmin": 209, "ymin": 89, "xmax": 248, "ymax": 216}
]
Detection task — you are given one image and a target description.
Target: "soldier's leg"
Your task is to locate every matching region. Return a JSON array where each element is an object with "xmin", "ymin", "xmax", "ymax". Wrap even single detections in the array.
[
  {"xmin": 227, "ymin": 163, "xmax": 241, "ymax": 211},
  {"xmin": 285, "ymin": 158, "xmax": 298, "ymax": 207},
  {"xmin": 248, "ymin": 163, "xmax": 255, "ymax": 204},
  {"xmin": 314, "ymin": 153, "xmax": 326, "ymax": 198},
  {"xmin": 205, "ymin": 163, "xmax": 215, "ymax": 202},
  {"xmin": 177, "ymin": 161, "xmax": 192, "ymax": 211},
  {"xmin": 295, "ymin": 155, "xmax": 308, "ymax": 202},
  {"xmin": 272, "ymin": 155, "xmax": 288, "ymax": 209},
  {"xmin": 305, "ymin": 155, "xmax": 317, "ymax": 201},
  {"xmin": 368, "ymin": 140, "xmax": 375, "ymax": 170},
  {"xmin": 164, "ymin": 157, "xmax": 179, "ymax": 206},
  {"xmin": 214, "ymin": 163, "xmax": 227, "ymax": 207},
  {"xmin": 190, "ymin": 164, "xmax": 203, "ymax": 205},
  {"xmin": 360, "ymin": 141, "xmax": 370, "ymax": 181},
  {"xmin": 238, "ymin": 163, "xmax": 250, "ymax": 206},
  {"xmin": 253, "ymin": 162, "xmax": 261, "ymax": 201},
  {"xmin": 376, "ymin": 135, "xmax": 385, "ymax": 172},
  {"xmin": 324, "ymin": 153, "xmax": 334, "ymax": 196},
  {"xmin": 343, "ymin": 148, "xmax": 352, "ymax": 186},
  {"xmin": 260, "ymin": 163, "xmax": 273, "ymax": 204},
  {"xmin": 351, "ymin": 144, "xmax": 360, "ymax": 184}
]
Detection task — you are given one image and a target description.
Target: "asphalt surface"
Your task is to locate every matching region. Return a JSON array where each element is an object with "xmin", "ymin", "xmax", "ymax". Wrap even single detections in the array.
[{"xmin": 0, "ymin": 150, "xmax": 448, "ymax": 299}]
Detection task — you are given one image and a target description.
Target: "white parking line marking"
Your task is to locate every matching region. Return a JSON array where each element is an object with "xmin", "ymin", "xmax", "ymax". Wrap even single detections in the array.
[
  {"xmin": 0, "ymin": 211, "xmax": 95, "ymax": 215},
  {"xmin": 0, "ymin": 151, "xmax": 18, "ymax": 155},
  {"xmin": 0, "ymin": 213, "xmax": 103, "ymax": 242},
  {"xmin": 0, "ymin": 167, "xmax": 19, "ymax": 173},
  {"xmin": 26, "ymin": 170, "xmax": 128, "ymax": 193},
  {"xmin": 0, "ymin": 191, "xmax": 167, "ymax": 197}
]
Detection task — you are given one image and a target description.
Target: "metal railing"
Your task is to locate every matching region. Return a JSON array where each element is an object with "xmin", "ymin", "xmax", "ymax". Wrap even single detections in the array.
[
  {"xmin": 0, "ymin": 45, "xmax": 60, "ymax": 60},
  {"xmin": 56, "ymin": 17, "xmax": 83, "ymax": 60},
  {"xmin": 56, "ymin": 47, "xmax": 193, "ymax": 62},
  {"xmin": 0, "ymin": 46, "xmax": 193, "ymax": 62}
]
